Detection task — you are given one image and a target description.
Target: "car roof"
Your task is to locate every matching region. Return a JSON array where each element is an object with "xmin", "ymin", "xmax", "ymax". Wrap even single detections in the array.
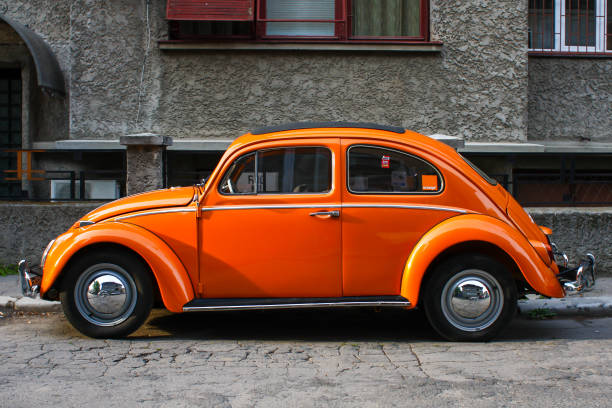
[
  {"xmin": 227, "ymin": 122, "xmax": 457, "ymax": 160},
  {"xmin": 251, "ymin": 121, "xmax": 405, "ymax": 135}
]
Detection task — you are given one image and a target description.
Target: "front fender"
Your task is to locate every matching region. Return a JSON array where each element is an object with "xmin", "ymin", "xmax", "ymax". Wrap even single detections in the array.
[
  {"xmin": 41, "ymin": 221, "xmax": 195, "ymax": 312},
  {"xmin": 400, "ymin": 214, "xmax": 564, "ymax": 306}
]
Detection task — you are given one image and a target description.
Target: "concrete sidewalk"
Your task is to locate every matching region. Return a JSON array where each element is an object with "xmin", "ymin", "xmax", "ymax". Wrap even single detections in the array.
[
  {"xmin": 518, "ymin": 277, "xmax": 612, "ymax": 317},
  {"xmin": 1, "ymin": 273, "xmax": 611, "ymax": 316},
  {"xmin": 0, "ymin": 275, "xmax": 61, "ymax": 313}
]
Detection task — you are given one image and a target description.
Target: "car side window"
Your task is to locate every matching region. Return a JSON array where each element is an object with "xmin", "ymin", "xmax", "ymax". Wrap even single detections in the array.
[
  {"xmin": 348, "ymin": 145, "xmax": 442, "ymax": 194},
  {"xmin": 219, "ymin": 147, "xmax": 332, "ymax": 195},
  {"xmin": 258, "ymin": 147, "xmax": 331, "ymax": 194},
  {"xmin": 219, "ymin": 152, "xmax": 256, "ymax": 194}
]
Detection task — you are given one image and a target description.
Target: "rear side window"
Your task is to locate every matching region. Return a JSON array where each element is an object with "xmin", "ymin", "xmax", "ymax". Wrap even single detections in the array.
[
  {"xmin": 219, "ymin": 147, "xmax": 332, "ymax": 195},
  {"xmin": 348, "ymin": 145, "xmax": 443, "ymax": 194},
  {"xmin": 459, "ymin": 154, "xmax": 498, "ymax": 186}
]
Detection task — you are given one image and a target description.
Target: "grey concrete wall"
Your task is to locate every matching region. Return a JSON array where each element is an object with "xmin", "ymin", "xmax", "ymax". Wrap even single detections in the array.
[
  {"xmin": 2, "ymin": 0, "xmax": 529, "ymax": 143},
  {"xmin": 68, "ymin": 0, "xmax": 159, "ymax": 140},
  {"xmin": 158, "ymin": 0, "xmax": 529, "ymax": 141},
  {"xmin": 0, "ymin": 202, "xmax": 101, "ymax": 266},
  {"xmin": 527, "ymin": 207, "xmax": 612, "ymax": 274},
  {"xmin": 125, "ymin": 146, "xmax": 165, "ymax": 194},
  {"xmin": 528, "ymin": 58, "xmax": 612, "ymax": 142}
]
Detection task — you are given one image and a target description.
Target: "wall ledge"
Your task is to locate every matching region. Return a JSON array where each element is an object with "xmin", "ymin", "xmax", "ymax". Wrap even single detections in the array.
[
  {"xmin": 526, "ymin": 207, "xmax": 612, "ymax": 214},
  {"xmin": 159, "ymin": 41, "xmax": 443, "ymax": 53}
]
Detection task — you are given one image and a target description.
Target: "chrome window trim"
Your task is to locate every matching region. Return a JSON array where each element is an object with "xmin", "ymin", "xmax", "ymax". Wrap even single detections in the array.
[
  {"xmin": 201, "ymin": 204, "xmax": 342, "ymax": 212},
  {"xmin": 346, "ymin": 144, "xmax": 445, "ymax": 195},
  {"xmin": 200, "ymin": 203, "xmax": 466, "ymax": 213},
  {"xmin": 341, "ymin": 203, "xmax": 467, "ymax": 213},
  {"xmin": 114, "ymin": 203, "xmax": 466, "ymax": 219},
  {"xmin": 218, "ymin": 145, "xmax": 335, "ymax": 197},
  {"xmin": 115, "ymin": 208, "xmax": 196, "ymax": 221}
]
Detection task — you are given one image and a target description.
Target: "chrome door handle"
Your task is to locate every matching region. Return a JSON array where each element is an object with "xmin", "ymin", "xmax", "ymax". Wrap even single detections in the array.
[{"xmin": 309, "ymin": 210, "xmax": 340, "ymax": 217}]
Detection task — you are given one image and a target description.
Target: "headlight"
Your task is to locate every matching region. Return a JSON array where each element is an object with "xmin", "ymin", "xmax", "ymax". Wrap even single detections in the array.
[{"xmin": 41, "ymin": 239, "xmax": 56, "ymax": 268}]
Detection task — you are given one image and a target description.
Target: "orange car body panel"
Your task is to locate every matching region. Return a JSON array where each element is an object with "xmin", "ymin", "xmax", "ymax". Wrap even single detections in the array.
[
  {"xmin": 41, "ymin": 126, "xmax": 566, "ymax": 312},
  {"xmin": 80, "ymin": 187, "xmax": 195, "ymax": 223},
  {"xmin": 41, "ymin": 221, "xmax": 195, "ymax": 312},
  {"xmin": 199, "ymin": 138, "xmax": 343, "ymax": 298},
  {"xmin": 339, "ymin": 137, "xmax": 507, "ymax": 296},
  {"xmin": 119, "ymin": 209, "xmax": 199, "ymax": 289},
  {"xmin": 400, "ymin": 214, "xmax": 565, "ymax": 306}
]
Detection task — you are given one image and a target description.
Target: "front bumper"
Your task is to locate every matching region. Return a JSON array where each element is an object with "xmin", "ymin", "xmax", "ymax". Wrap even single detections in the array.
[
  {"xmin": 554, "ymin": 249, "xmax": 596, "ymax": 295},
  {"xmin": 18, "ymin": 260, "xmax": 42, "ymax": 298}
]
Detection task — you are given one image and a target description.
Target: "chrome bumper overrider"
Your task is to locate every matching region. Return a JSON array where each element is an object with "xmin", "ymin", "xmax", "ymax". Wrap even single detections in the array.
[
  {"xmin": 18, "ymin": 260, "xmax": 42, "ymax": 298},
  {"xmin": 554, "ymin": 250, "xmax": 596, "ymax": 295}
]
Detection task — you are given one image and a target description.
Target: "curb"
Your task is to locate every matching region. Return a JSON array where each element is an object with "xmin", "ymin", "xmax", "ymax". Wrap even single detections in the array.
[
  {"xmin": 518, "ymin": 297, "xmax": 612, "ymax": 317},
  {"xmin": 2, "ymin": 296, "xmax": 612, "ymax": 317},
  {"xmin": 0, "ymin": 295, "xmax": 61, "ymax": 313}
]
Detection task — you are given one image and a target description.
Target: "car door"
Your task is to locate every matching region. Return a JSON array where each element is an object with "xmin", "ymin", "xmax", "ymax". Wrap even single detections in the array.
[
  {"xmin": 340, "ymin": 139, "xmax": 461, "ymax": 296},
  {"xmin": 199, "ymin": 138, "xmax": 342, "ymax": 298}
]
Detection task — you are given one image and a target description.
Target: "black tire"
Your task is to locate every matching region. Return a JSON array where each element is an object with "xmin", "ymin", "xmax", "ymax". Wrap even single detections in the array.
[
  {"xmin": 60, "ymin": 249, "xmax": 153, "ymax": 338},
  {"xmin": 423, "ymin": 254, "xmax": 517, "ymax": 341}
]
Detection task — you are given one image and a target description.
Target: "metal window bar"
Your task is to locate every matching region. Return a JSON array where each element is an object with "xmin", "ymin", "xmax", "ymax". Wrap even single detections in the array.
[
  {"xmin": 529, "ymin": 0, "xmax": 610, "ymax": 54},
  {"xmin": 1, "ymin": 169, "xmax": 126, "ymax": 201},
  {"xmin": 513, "ymin": 170, "xmax": 612, "ymax": 206}
]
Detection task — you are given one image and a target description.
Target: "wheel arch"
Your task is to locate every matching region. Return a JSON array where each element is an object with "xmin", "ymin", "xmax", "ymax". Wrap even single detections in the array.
[
  {"xmin": 400, "ymin": 214, "xmax": 564, "ymax": 306},
  {"xmin": 41, "ymin": 222, "xmax": 195, "ymax": 312},
  {"xmin": 417, "ymin": 241, "xmax": 524, "ymax": 307},
  {"xmin": 47, "ymin": 242, "xmax": 163, "ymax": 306}
]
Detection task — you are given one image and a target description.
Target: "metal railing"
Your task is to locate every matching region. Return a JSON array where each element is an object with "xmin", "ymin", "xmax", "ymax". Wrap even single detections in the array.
[{"xmin": 513, "ymin": 170, "xmax": 612, "ymax": 206}]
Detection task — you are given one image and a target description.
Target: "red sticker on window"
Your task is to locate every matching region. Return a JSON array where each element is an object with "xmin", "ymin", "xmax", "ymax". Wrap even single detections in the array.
[{"xmin": 381, "ymin": 155, "xmax": 390, "ymax": 168}]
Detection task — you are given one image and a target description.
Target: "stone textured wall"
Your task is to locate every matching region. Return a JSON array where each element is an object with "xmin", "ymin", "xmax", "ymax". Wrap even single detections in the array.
[
  {"xmin": 158, "ymin": 0, "xmax": 529, "ymax": 141},
  {"xmin": 68, "ymin": 0, "xmax": 158, "ymax": 140},
  {"xmin": 528, "ymin": 207, "xmax": 612, "ymax": 274},
  {"xmin": 1, "ymin": 0, "xmax": 529, "ymax": 142},
  {"xmin": 0, "ymin": 202, "xmax": 100, "ymax": 265},
  {"xmin": 528, "ymin": 58, "xmax": 612, "ymax": 142},
  {"xmin": 125, "ymin": 146, "xmax": 165, "ymax": 194}
]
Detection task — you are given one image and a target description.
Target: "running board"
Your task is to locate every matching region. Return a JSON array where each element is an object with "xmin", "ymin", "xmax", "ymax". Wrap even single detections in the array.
[{"xmin": 182, "ymin": 296, "xmax": 411, "ymax": 312}]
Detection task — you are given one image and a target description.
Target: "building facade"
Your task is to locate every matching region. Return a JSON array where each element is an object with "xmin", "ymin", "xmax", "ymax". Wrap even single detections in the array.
[{"xmin": 0, "ymin": 0, "xmax": 610, "ymax": 205}]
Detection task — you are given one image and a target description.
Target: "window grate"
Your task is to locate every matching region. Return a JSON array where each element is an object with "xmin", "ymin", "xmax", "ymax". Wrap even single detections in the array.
[
  {"xmin": 529, "ymin": 0, "xmax": 612, "ymax": 54},
  {"xmin": 0, "ymin": 69, "xmax": 22, "ymax": 199}
]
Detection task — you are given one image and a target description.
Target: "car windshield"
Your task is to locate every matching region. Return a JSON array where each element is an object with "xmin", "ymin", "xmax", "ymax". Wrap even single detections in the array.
[{"xmin": 459, "ymin": 154, "xmax": 498, "ymax": 186}]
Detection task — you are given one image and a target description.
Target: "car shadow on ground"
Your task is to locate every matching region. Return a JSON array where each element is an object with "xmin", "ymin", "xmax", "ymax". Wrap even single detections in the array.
[
  {"xmin": 138, "ymin": 307, "xmax": 438, "ymax": 342},
  {"xmin": 132, "ymin": 308, "xmax": 612, "ymax": 343}
]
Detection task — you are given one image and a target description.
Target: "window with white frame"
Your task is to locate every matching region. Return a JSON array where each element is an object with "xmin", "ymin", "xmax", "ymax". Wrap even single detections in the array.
[{"xmin": 529, "ymin": 0, "xmax": 612, "ymax": 53}]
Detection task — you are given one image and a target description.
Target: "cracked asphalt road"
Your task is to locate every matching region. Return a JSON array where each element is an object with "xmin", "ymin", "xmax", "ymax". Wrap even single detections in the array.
[{"xmin": 1, "ymin": 308, "xmax": 611, "ymax": 407}]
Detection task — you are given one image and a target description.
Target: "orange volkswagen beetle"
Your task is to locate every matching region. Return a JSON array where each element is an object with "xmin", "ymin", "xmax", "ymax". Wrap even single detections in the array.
[{"xmin": 19, "ymin": 123, "xmax": 595, "ymax": 341}]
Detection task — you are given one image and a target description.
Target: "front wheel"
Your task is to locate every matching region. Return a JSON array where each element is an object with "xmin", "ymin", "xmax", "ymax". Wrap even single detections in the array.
[
  {"xmin": 423, "ymin": 254, "xmax": 517, "ymax": 341},
  {"xmin": 60, "ymin": 249, "xmax": 153, "ymax": 338}
]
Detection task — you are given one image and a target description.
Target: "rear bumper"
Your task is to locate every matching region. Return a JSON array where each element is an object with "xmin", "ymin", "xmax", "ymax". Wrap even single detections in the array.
[
  {"xmin": 18, "ymin": 260, "xmax": 42, "ymax": 298},
  {"xmin": 555, "ymin": 251, "xmax": 596, "ymax": 295}
]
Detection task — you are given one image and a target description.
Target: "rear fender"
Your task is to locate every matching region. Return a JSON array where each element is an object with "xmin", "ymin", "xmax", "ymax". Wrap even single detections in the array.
[
  {"xmin": 400, "ymin": 214, "xmax": 564, "ymax": 306},
  {"xmin": 41, "ymin": 222, "xmax": 195, "ymax": 312}
]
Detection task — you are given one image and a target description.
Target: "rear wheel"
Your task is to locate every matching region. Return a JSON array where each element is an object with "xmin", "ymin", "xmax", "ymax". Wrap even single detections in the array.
[
  {"xmin": 423, "ymin": 254, "xmax": 517, "ymax": 341},
  {"xmin": 60, "ymin": 249, "xmax": 153, "ymax": 338}
]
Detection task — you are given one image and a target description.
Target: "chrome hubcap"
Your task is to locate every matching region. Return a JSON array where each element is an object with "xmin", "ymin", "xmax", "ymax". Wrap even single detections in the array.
[
  {"xmin": 441, "ymin": 269, "xmax": 503, "ymax": 332},
  {"xmin": 74, "ymin": 263, "xmax": 137, "ymax": 327}
]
